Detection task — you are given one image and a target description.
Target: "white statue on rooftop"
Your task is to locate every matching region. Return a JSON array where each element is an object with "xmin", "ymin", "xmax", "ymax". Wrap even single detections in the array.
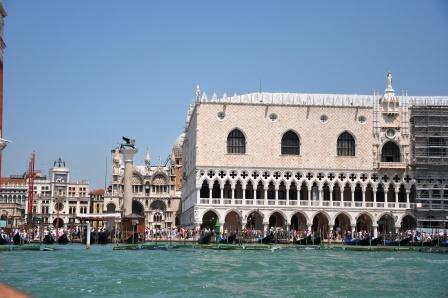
[{"xmin": 386, "ymin": 72, "xmax": 393, "ymax": 91}]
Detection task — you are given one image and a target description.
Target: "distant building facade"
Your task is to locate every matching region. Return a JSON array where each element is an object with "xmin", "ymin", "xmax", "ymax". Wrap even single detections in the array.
[
  {"xmin": 0, "ymin": 175, "xmax": 26, "ymax": 227},
  {"xmin": 0, "ymin": 158, "xmax": 90, "ymax": 227},
  {"xmin": 181, "ymin": 74, "xmax": 448, "ymax": 236},
  {"xmin": 104, "ymin": 137, "xmax": 184, "ymax": 229},
  {"xmin": 89, "ymin": 188, "xmax": 105, "ymax": 228}
]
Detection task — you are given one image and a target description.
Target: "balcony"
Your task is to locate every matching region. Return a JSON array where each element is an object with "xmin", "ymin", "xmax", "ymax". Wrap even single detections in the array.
[
  {"xmin": 197, "ymin": 197, "xmax": 414, "ymax": 210},
  {"xmin": 378, "ymin": 162, "xmax": 407, "ymax": 170}
]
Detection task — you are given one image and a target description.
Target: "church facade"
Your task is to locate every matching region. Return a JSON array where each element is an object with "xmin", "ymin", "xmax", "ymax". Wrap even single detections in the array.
[
  {"xmin": 104, "ymin": 136, "xmax": 184, "ymax": 229},
  {"xmin": 180, "ymin": 74, "xmax": 448, "ymax": 237}
]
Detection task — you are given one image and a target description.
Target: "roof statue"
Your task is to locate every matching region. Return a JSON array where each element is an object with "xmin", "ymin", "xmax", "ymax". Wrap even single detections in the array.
[
  {"xmin": 113, "ymin": 148, "xmax": 120, "ymax": 164},
  {"xmin": 121, "ymin": 136, "xmax": 135, "ymax": 149},
  {"xmin": 386, "ymin": 72, "xmax": 394, "ymax": 92},
  {"xmin": 145, "ymin": 148, "xmax": 151, "ymax": 170},
  {"xmin": 54, "ymin": 157, "xmax": 66, "ymax": 167},
  {"xmin": 195, "ymin": 84, "xmax": 201, "ymax": 101}
]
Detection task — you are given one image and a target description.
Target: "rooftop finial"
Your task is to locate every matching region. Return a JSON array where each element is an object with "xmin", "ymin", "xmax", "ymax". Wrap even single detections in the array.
[
  {"xmin": 386, "ymin": 72, "xmax": 394, "ymax": 92},
  {"xmin": 145, "ymin": 147, "xmax": 150, "ymax": 164},
  {"xmin": 195, "ymin": 84, "xmax": 201, "ymax": 101}
]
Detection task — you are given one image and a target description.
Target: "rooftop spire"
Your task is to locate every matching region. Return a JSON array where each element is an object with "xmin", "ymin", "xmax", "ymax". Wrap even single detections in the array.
[
  {"xmin": 145, "ymin": 148, "xmax": 150, "ymax": 164},
  {"xmin": 195, "ymin": 84, "xmax": 201, "ymax": 101}
]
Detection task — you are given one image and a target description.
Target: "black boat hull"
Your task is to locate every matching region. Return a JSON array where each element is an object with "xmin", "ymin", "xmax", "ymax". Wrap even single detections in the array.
[
  {"xmin": 43, "ymin": 234, "xmax": 55, "ymax": 244},
  {"xmin": 198, "ymin": 233, "xmax": 212, "ymax": 244},
  {"xmin": 57, "ymin": 234, "xmax": 69, "ymax": 244}
]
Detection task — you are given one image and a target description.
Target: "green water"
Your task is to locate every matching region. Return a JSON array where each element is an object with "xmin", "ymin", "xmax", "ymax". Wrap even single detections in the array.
[{"xmin": 0, "ymin": 244, "xmax": 447, "ymax": 298}]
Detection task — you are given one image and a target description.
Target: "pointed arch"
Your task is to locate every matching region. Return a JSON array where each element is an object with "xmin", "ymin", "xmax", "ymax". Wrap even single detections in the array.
[
  {"xmin": 337, "ymin": 131, "xmax": 356, "ymax": 156},
  {"xmin": 281, "ymin": 130, "xmax": 300, "ymax": 155},
  {"xmin": 381, "ymin": 141, "xmax": 401, "ymax": 162},
  {"xmin": 227, "ymin": 128, "xmax": 246, "ymax": 154}
]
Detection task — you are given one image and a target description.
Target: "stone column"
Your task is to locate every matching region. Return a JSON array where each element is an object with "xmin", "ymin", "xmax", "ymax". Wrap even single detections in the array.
[
  {"xmin": 395, "ymin": 189, "xmax": 399, "ymax": 206},
  {"xmin": 373, "ymin": 224, "xmax": 378, "ymax": 238},
  {"xmin": 231, "ymin": 186, "xmax": 235, "ymax": 204},
  {"xmin": 362, "ymin": 188, "xmax": 366, "ymax": 207},
  {"xmin": 275, "ymin": 186, "xmax": 279, "ymax": 205},
  {"xmin": 351, "ymin": 189, "xmax": 355, "ymax": 207},
  {"xmin": 286, "ymin": 186, "xmax": 290, "ymax": 205},
  {"xmin": 373, "ymin": 189, "xmax": 377, "ymax": 206},
  {"xmin": 121, "ymin": 147, "xmax": 138, "ymax": 216},
  {"xmin": 329, "ymin": 188, "xmax": 333, "ymax": 206},
  {"xmin": 351, "ymin": 224, "xmax": 356, "ymax": 237},
  {"xmin": 308, "ymin": 189, "xmax": 312, "ymax": 206},
  {"xmin": 319, "ymin": 188, "xmax": 323, "ymax": 207},
  {"xmin": 264, "ymin": 186, "xmax": 268, "ymax": 205},
  {"xmin": 242, "ymin": 187, "xmax": 246, "ymax": 205},
  {"xmin": 196, "ymin": 186, "xmax": 201, "ymax": 205},
  {"xmin": 329, "ymin": 225, "xmax": 334, "ymax": 242},
  {"xmin": 209, "ymin": 188, "xmax": 212, "ymax": 201},
  {"xmin": 220, "ymin": 185, "xmax": 224, "ymax": 205},
  {"xmin": 406, "ymin": 190, "xmax": 410, "ymax": 209}
]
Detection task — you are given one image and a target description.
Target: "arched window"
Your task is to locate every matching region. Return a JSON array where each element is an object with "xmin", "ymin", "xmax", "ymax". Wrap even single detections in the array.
[
  {"xmin": 153, "ymin": 212, "xmax": 162, "ymax": 222},
  {"xmin": 337, "ymin": 132, "xmax": 355, "ymax": 156},
  {"xmin": 227, "ymin": 129, "xmax": 246, "ymax": 154},
  {"xmin": 381, "ymin": 141, "xmax": 400, "ymax": 162},
  {"xmin": 281, "ymin": 130, "xmax": 300, "ymax": 155}
]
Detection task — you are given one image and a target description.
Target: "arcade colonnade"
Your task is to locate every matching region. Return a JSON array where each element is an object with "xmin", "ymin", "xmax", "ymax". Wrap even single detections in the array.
[
  {"xmin": 196, "ymin": 169, "xmax": 417, "ymax": 209},
  {"xmin": 198, "ymin": 208, "xmax": 417, "ymax": 239}
]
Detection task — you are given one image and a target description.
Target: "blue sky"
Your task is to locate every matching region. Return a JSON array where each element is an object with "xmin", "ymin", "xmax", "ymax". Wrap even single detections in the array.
[{"xmin": 3, "ymin": 0, "xmax": 448, "ymax": 188}]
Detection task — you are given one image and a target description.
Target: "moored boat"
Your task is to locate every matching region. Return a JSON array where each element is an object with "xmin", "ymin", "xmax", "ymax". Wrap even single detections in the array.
[
  {"xmin": 57, "ymin": 234, "xmax": 69, "ymax": 244},
  {"xmin": 43, "ymin": 234, "xmax": 55, "ymax": 244},
  {"xmin": 219, "ymin": 233, "xmax": 237, "ymax": 244},
  {"xmin": 0, "ymin": 235, "xmax": 9, "ymax": 245},
  {"xmin": 357, "ymin": 238, "xmax": 371, "ymax": 246},
  {"xmin": 344, "ymin": 238, "xmax": 359, "ymax": 245},
  {"xmin": 399, "ymin": 236, "xmax": 412, "ymax": 246},
  {"xmin": 370, "ymin": 237, "xmax": 381, "ymax": 246},
  {"xmin": 198, "ymin": 233, "xmax": 212, "ymax": 244},
  {"xmin": 259, "ymin": 233, "xmax": 274, "ymax": 244}
]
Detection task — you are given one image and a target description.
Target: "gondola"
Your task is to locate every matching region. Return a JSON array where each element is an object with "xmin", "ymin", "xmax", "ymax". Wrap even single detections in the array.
[
  {"xmin": 370, "ymin": 237, "xmax": 381, "ymax": 246},
  {"xmin": 441, "ymin": 240, "xmax": 448, "ymax": 247},
  {"xmin": 13, "ymin": 233, "xmax": 21, "ymax": 245},
  {"xmin": 43, "ymin": 234, "xmax": 55, "ymax": 244},
  {"xmin": 294, "ymin": 235, "xmax": 320, "ymax": 245},
  {"xmin": 357, "ymin": 238, "xmax": 371, "ymax": 246},
  {"xmin": 198, "ymin": 233, "xmax": 212, "ymax": 244},
  {"xmin": 98, "ymin": 231, "xmax": 109, "ymax": 244},
  {"xmin": 343, "ymin": 238, "xmax": 359, "ymax": 245},
  {"xmin": 0, "ymin": 235, "xmax": 9, "ymax": 245},
  {"xmin": 399, "ymin": 236, "xmax": 412, "ymax": 246},
  {"xmin": 294, "ymin": 235, "xmax": 311, "ymax": 245},
  {"xmin": 219, "ymin": 233, "xmax": 237, "ymax": 244},
  {"xmin": 57, "ymin": 234, "xmax": 69, "ymax": 244},
  {"xmin": 259, "ymin": 233, "xmax": 274, "ymax": 244},
  {"xmin": 126, "ymin": 232, "xmax": 139, "ymax": 244}
]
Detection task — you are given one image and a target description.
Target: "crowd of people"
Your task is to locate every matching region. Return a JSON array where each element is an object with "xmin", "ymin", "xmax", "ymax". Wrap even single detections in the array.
[{"xmin": 1, "ymin": 225, "xmax": 447, "ymax": 245}]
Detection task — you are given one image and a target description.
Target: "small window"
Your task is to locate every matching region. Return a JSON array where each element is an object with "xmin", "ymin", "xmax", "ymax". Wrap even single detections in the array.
[
  {"xmin": 337, "ymin": 132, "xmax": 356, "ymax": 156},
  {"xmin": 320, "ymin": 115, "xmax": 328, "ymax": 124},
  {"xmin": 227, "ymin": 129, "xmax": 246, "ymax": 154},
  {"xmin": 358, "ymin": 115, "xmax": 366, "ymax": 124},
  {"xmin": 217, "ymin": 112, "xmax": 225, "ymax": 120},
  {"xmin": 269, "ymin": 113, "xmax": 278, "ymax": 122},
  {"xmin": 281, "ymin": 130, "xmax": 300, "ymax": 155}
]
